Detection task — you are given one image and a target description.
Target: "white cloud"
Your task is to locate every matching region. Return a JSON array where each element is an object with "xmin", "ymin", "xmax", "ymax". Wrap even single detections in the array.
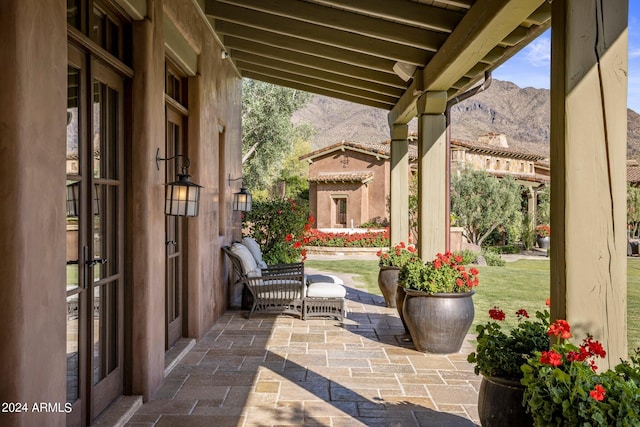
[
  {"xmin": 630, "ymin": 48, "xmax": 640, "ymax": 59},
  {"xmin": 523, "ymin": 36, "xmax": 551, "ymax": 67}
]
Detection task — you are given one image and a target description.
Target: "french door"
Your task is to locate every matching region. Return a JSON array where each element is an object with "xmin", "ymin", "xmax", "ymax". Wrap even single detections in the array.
[
  {"xmin": 66, "ymin": 44, "xmax": 124, "ymax": 427},
  {"xmin": 165, "ymin": 106, "xmax": 185, "ymax": 349}
]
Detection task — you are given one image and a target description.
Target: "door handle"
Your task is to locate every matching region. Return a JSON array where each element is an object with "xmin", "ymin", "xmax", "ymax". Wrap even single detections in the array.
[
  {"xmin": 166, "ymin": 240, "xmax": 177, "ymax": 246},
  {"xmin": 86, "ymin": 258, "xmax": 108, "ymax": 267}
]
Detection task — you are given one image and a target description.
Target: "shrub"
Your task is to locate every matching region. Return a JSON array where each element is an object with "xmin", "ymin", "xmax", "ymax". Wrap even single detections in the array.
[
  {"xmin": 242, "ymin": 198, "xmax": 312, "ymax": 264},
  {"xmin": 360, "ymin": 217, "xmax": 389, "ymax": 228},
  {"xmin": 482, "ymin": 249, "xmax": 507, "ymax": 267},
  {"xmin": 484, "ymin": 245, "xmax": 521, "ymax": 254},
  {"xmin": 453, "ymin": 249, "xmax": 478, "ymax": 265}
]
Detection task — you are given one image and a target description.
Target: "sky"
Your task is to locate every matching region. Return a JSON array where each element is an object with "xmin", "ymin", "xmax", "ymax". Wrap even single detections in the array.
[{"xmin": 493, "ymin": 3, "xmax": 640, "ymax": 113}]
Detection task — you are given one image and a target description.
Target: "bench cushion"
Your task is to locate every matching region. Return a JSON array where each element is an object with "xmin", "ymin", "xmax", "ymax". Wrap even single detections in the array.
[
  {"xmin": 306, "ymin": 274, "xmax": 344, "ymax": 285},
  {"xmin": 306, "ymin": 282, "xmax": 347, "ymax": 298}
]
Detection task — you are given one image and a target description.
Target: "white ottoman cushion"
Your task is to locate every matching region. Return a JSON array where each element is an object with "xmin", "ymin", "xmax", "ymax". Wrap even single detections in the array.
[
  {"xmin": 307, "ymin": 274, "xmax": 344, "ymax": 286},
  {"xmin": 306, "ymin": 282, "xmax": 347, "ymax": 298}
]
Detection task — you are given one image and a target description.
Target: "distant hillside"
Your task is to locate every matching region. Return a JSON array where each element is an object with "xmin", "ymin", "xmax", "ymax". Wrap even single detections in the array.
[{"xmin": 292, "ymin": 79, "xmax": 640, "ymax": 160}]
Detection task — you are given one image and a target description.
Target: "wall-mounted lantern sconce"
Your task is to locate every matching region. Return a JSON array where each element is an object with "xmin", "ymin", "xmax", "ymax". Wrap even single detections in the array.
[
  {"xmin": 156, "ymin": 148, "xmax": 202, "ymax": 217},
  {"xmin": 66, "ymin": 181, "xmax": 79, "ymax": 217},
  {"xmin": 228, "ymin": 174, "xmax": 252, "ymax": 212},
  {"xmin": 66, "ymin": 181, "xmax": 100, "ymax": 217}
]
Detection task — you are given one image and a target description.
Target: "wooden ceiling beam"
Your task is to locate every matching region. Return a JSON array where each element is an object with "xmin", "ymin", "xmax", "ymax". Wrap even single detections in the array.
[
  {"xmin": 242, "ymin": 71, "xmax": 394, "ymax": 110},
  {"xmin": 421, "ymin": 0, "xmax": 545, "ymax": 91},
  {"xmin": 308, "ymin": 0, "xmax": 463, "ymax": 32},
  {"xmin": 207, "ymin": 1, "xmax": 432, "ymax": 65},
  {"xmin": 237, "ymin": 63, "xmax": 399, "ymax": 105},
  {"xmin": 214, "ymin": 0, "xmax": 449, "ymax": 51},
  {"xmin": 217, "ymin": 22, "xmax": 404, "ymax": 73},
  {"xmin": 233, "ymin": 53, "xmax": 404, "ymax": 97},
  {"xmin": 224, "ymin": 38, "xmax": 407, "ymax": 88},
  {"xmin": 389, "ymin": 0, "xmax": 545, "ymax": 124}
]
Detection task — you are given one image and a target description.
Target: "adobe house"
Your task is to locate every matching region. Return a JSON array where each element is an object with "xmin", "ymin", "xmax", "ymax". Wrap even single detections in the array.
[
  {"xmin": 300, "ymin": 140, "xmax": 417, "ymax": 228},
  {"xmin": 0, "ymin": 1, "xmax": 628, "ymax": 426},
  {"xmin": 301, "ymin": 134, "xmax": 548, "ymax": 229}
]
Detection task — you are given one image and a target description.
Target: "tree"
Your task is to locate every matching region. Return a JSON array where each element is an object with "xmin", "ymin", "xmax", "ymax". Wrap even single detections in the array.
[
  {"xmin": 451, "ymin": 169, "xmax": 524, "ymax": 246},
  {"xmin": 241, "ymin": 79, "xmax": 312, "ymax": 191},
  {"xmin": 537, "ymin": 185, "xmax": 550, "ymax": 225},
  {"xmin": 628, "ymin": 185, "xmax": 640, "ymax": 237},
  {"xmin": 277, "ymin": 134, "xmax": 313, "ymax": 200}
]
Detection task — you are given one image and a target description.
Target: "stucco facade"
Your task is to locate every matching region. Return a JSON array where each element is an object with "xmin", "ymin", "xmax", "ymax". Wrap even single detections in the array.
[
  {"xmin": 302, "ymin": 142, "xmax": 399, "ymax": 228},
  {"xmin": 302, "ymin": 135, "xmax": 548, "ymax": 231},
  {"xmin": 0, "ymin": 1, "xmax": 242, "ymax": 426}
]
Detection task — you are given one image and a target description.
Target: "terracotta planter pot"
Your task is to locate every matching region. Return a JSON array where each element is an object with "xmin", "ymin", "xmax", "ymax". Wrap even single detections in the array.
[
  {"xmin": 537, "ymin": 236, "xmax": 550, "ymax": 249},
  {"xmin": 478, "ymin": 376, "xmax": 533, "ymax": 427},
  {"xmin": 378, "ymin": 266, "xmax": 400, "ymax": 308},
  {"xmin": 394, "ymin": 285, "xmax": 409, "ymax": 333},
  {"xmin": 402, "ymin": 289, "xmax": 474, "ymax": 353}
]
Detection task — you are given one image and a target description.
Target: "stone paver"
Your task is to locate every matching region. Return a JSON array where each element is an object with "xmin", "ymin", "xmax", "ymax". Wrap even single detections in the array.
[{"xmin": 126, "ymin": 268, "xmax": 480, "ymax": 426}]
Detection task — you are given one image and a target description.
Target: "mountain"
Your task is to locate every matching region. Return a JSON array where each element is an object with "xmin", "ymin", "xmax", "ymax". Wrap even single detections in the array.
[{"xmin": 292, "ymin": 79, "xmax": 640, "ymax": 160}]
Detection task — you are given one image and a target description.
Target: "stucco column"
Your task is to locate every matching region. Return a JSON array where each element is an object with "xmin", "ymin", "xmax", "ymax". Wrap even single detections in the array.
[
  {"xmin": 129, "ymin": 0, "xmax": 166, "ymax": 399},
  {"xmin": 550, "ymin": 0, "xmax": 628, "ymax": 368},
  {"xmin": 390, "ymin": 124, "xmax": 409, "ymax": 245},
  {"xmin": 417, "ymin": 91, "xmax": 448, "ymax": 260},
  {"xmin": 0, "ymin": 1, "xmax": 67, "ymax": 426}
]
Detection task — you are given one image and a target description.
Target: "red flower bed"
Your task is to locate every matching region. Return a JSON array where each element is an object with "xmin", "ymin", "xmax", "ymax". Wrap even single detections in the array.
[{"xmin": 305, "ymin": 228, "xmax": 390, "ymax": 248}]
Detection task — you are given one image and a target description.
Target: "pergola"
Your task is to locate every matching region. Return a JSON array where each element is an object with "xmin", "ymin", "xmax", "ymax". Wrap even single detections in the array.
[{"xmin": 205, "ymin": 0, "xmax": 629, "ymax": 367}]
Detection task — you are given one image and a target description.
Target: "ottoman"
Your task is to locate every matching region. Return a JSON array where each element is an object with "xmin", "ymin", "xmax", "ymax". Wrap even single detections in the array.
[{"xmin": 303, "ymin": 282, "xmax": 347, "ymax": 321}]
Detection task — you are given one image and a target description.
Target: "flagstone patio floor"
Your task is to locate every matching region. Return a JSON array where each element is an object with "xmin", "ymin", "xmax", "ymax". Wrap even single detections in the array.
[{"xmin": 125, "ymin": 269, "xmax": 481, "ymax": 427}]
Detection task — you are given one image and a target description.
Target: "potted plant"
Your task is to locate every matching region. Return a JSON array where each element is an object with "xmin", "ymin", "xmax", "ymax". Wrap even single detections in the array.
[
  {"xmin": 522, "ymin": 320, "xmax": 640, "ymax": 426},
  {"xmin": 376, "ymin": 242, "xmax": 417, "ymax": 308},
  {"xmin": 536, "ymin": 224, "xmax": 551, "ymax": 249},
  {"xmin": 398, "ymin": 252, "xmax": 479, "ymax": 353},
  {"xmin": 468, "ymin": 306, "xmax": 550, "ymax": 426}
]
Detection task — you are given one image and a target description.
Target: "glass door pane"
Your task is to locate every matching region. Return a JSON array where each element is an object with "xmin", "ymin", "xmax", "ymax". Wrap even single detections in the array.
[
  {"xmin": 66, "ymin": 65, "xmax": 82, "ymax": 406},
  {"xmin": 165, "ymin": 108, "xmax": 184, "ymax": 349}
]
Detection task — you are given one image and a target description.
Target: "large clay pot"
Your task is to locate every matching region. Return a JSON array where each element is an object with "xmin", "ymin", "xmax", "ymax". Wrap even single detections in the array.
[
  {"xmin": 394, "ymin": 285, "xmax": 409, "ymax": 333},
  {"xmin": 478, "ymin": 376, "xmax": 533, "ymax": 427},
  {"xmin": 378, "ymin": 266, "xmax": 400, "ymax": 308},
  {"xmin": 537, "ymin": 236, "xmax": 550, "ymax": 249},
  {"xmin": 402, "ymin": 289, "xmax": 474, "ymax": 353}
]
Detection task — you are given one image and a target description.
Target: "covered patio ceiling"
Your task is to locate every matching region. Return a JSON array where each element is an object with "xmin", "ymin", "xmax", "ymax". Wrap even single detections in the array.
[{"xmin": 205, "ymin": 0, "xmax": 551, "ymax": 122}]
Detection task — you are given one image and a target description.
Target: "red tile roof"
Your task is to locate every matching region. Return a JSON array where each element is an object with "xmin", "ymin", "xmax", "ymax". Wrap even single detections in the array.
[
  {"xmin": 300, "ymin": 140, "xmax": 418, "ymax": 161},
  {"xmin": 309, "ymin": 171, "xmax": 374, "ymax": 183}
]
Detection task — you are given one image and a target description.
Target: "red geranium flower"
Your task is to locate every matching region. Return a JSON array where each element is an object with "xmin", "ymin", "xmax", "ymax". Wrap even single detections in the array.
[
  {"xmin": 540, "ymin": 350, "xmax": 563, "ymax": 367},
  {"xmin": 548, "ymin": 319, "xmax": 572, "ymax": 339},
  {"xmin": 285, "ymin": 234, "xmax": 293, "ymax": 242},
  {"xmin": 590, "ymin": 384, "xmax": 606, "ymax": 401},
  {"xmin": 582, "ymin": 336, "xmax": 606, "ymax": 358},
  {"xmin": 516, "ymin": 309, "xmax": 529, "ymax": 319},
  {"xmin": 489, "ymin": 306, "xmax": 506, "ymax": 321}
]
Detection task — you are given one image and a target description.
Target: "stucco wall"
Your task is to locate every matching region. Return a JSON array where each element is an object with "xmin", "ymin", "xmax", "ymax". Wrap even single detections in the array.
[
  {"xmin": 0, "ymin": 0, "xmax": 243, "ymax": 421},
  {"xmin": 309, "ymin": 150, "xmax": 388, "ymax": 227},
  {"xmin": 0, "ymin": 1, "xmax": 68, "ymax": 425},
  {"xmin": 163, "ymin": 0, "xmax": 242, "ymax": 339},
  {"xmin": 128, "ymin": 0, "xmax": 242, "ymax": 400}
]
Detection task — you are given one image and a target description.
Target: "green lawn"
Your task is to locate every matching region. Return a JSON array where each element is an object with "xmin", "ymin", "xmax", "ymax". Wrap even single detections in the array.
[{"xmin": 306, "ymin": 258, "xmax": 640, "ymax": 354}]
